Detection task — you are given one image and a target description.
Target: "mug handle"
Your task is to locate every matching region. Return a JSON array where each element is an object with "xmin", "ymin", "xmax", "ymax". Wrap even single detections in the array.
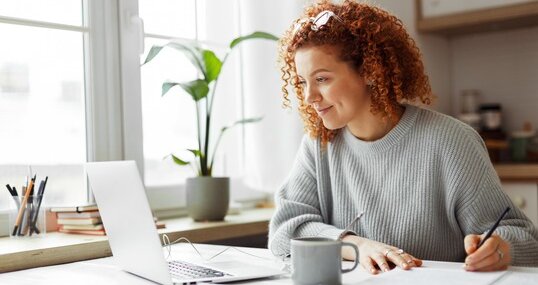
[{"xmin": 341, "ymin": 242, "xmax": 359, "ymax": 273}]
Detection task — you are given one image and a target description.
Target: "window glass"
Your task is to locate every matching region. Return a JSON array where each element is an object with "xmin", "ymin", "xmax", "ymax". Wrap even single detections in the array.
[
  {"xmin": 139, "ymin": 0, "xmax": 243, "ymax": 187},
  {"xmin": 0, "ymin": 0, "xmax": 83, "ymax": 26},
  {"xmin": 139, "ymin": 0, "xmax": 196, "ymax": 38},
  {"xmin": 139, "ymin": 0, "xmax": 199, "ymax": 186},
  {"xmin": 0, "ymin": 7, "xmax": 87, "ymax": 209},
  {"xmin": 140, "ymin": 37, "xmax": 199, "ymax": 186},
  {"xmin": 0, "ymin": 24, "xmax": 86, "ymax": 165}
]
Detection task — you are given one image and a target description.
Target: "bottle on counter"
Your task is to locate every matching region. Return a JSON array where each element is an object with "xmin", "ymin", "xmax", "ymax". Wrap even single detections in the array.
[
  {"xmin": 510, "ymin": 122, "xmax": 535, "ymax": 162},
  {"xmin": 457, "ymin": 89, "xmax": 481, "ymax": 131},
  {"xmin": 461, "ymin": 89, "xmax": 480, "ymax": 114},
  {"xmin": 478, "ymin": 103, "xmax": 507, "ymax": 163}
]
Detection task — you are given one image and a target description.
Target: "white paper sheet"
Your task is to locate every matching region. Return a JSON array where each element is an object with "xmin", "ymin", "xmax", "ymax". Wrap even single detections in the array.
[
  {"xmin": 494, "ymin": 271, "xmax": 538, "ymax": 285},
  {"xmin": 353, "ymin": 266, "xmax": 507, "ymax": 285}
]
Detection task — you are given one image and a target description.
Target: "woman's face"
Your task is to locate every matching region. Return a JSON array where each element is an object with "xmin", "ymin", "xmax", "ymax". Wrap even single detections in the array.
[{"xmin": 295, "ymin": 45, "xmax": 371, "ymax": 130}]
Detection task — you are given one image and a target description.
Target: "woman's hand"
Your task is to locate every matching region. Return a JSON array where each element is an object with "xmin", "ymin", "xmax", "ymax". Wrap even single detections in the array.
[
  {"xmin": 464, "ymin": 234, "xmax": 511, "ymax": 271},
  {"xmin": 341, "ymin": 235, "xmax": 422, "ymax": 274}
]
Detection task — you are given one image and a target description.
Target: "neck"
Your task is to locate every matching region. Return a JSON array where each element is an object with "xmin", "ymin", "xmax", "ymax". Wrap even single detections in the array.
[{"xmin": 347, "ymin": 105, "xmax": 405, "ymax": 141}]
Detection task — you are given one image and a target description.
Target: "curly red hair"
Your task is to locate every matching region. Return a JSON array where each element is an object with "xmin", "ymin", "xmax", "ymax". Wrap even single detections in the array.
[{"xmin": 279, "ymin": 0, "xmax": 433, "ymax": 145}]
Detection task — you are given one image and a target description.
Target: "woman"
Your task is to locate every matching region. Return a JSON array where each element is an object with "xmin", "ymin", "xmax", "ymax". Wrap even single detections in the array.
[{"xmin": 268, "ymin": 0, "xmax": 538, "ymax": 274}]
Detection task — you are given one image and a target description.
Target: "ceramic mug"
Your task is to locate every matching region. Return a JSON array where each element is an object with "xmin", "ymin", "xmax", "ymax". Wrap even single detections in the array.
[{"xmin": 291, "ymin": 237, "xmax": 359, "ymax": 285}]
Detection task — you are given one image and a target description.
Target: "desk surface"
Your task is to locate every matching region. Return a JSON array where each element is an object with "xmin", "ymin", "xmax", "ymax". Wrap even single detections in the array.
[
  {"xmin": 0, "ymin": 208, "xmax": 273, "ymax": 272},
  {"xmin": 1, "ymin": 243, "xmax": 537, "ymax": 285}
]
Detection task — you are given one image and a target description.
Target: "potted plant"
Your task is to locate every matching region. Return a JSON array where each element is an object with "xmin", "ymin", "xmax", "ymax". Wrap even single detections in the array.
[{"xmin": 143, "ymin": 31, "xmax": 278, "ymax": 221}]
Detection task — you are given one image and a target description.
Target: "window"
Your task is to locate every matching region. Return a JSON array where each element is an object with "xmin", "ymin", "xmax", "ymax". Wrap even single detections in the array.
[
  {"xmin": 0, "ymin": 0, "xmax": 272, "ymax": 214},
  {"xmin": 0, "ymin": 0, "xmax": 89, "ymax": 209},
  {"xmin": 139, "ymin": 0, "xmax": 246, "ymax": 187}
]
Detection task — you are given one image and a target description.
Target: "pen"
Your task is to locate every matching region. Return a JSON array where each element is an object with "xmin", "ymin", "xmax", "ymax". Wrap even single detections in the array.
[
  {"xmin": 338, "ymin": 211, "xmax": 364, "ymax": 240},
  {"xmin": 29, "ymin": 177, "xmax": 48, "ymax": 236},
  {"xmin": 5, "ymin": 184, "xmax": 21, "ymax": 210},
  {"xmin": 478, "ymin": 207, "xmax": 511, "ymax": 248}
]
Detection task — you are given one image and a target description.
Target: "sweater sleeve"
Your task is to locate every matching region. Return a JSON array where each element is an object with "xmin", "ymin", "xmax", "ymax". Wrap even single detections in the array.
[
  {"xmin": 268, "ymin": 136, "xmax": 347, "ymax": 257},
  {"xmin": 454, "ymin": 129, "xmax": 538, "ymax": 266}
]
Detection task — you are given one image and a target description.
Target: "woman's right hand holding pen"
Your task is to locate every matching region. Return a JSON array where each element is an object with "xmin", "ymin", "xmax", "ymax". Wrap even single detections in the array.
[
  {"xmin": 464, "ymin": 207, "xmax": 512, "ymax": 272},
  {"xmin": 464, "ymin": 234, "xmax": 511, "ymax": 271}
]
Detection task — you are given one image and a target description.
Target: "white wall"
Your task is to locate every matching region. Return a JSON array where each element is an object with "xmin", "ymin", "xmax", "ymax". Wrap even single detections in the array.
[
  {"xmin": 376, "ymin": 0, "xmax": 452, "ymax": 114},
  {"xmin": 450, "ymin": 27, "xmax": 538, "ymax": 132}
]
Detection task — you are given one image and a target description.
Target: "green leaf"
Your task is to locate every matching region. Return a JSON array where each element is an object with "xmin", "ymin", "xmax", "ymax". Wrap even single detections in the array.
[
  {"xmin": 162, "ymin": 82, "xmax": 179, "ymax": 96},
  {"xmin": 171, "ymin": 154, "xmax": 190, "ymax": 165},
  {"xmin": 143, "ymin": 45, "xmax": 165, "ymax": 65},
  {"xmin": 187, "ymin": 149, "xmax": 202, "ymax": 157},
  {"xmin": 229, "ymin": 31, "xmax": 278, "ymax": 49},
  {"xmin": 178, "ymin": 79, "xmax": 209, "ymax": 101},
  {"xmin": 221, "ymin": 116, "xmax": 263, "ymax": 132},
  {"xmin": 237, "ymin": 116, "xmax": 264, "ymax": 124},
  {"xmin": 163, "ymin": 42, "xmax": 207, "ymax": 78},
  {"xmin": 202, "ymin": 50, "xmax": 222, "ymax": 83}
]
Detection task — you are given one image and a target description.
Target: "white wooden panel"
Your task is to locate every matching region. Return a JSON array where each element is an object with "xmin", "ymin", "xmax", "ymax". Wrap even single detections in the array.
[{"xmin": 502, "ymin": 182, "xmax": 538, "ymax": 227}]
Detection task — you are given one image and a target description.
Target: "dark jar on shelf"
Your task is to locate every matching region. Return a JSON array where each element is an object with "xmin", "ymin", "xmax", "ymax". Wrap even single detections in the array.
[{"xmin": 479, "ymin": 103, "xmax": 502, "ymax": 131}]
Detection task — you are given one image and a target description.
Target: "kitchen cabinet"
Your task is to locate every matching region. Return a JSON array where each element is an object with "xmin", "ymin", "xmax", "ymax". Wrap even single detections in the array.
[
  {"xmin": 502, "ymin": 182, "xmax": 538, "ymax": 227},
  {"xmin": 495, "ymin": 164, "xmax": 538, "ymax": 227},
  {"xmin": 494, "ymin": 164, "xmax": 538, "ymax": 182},
  {"xmin": 416, "ymin": 0, "xmax": 538, "ymax": 35}
]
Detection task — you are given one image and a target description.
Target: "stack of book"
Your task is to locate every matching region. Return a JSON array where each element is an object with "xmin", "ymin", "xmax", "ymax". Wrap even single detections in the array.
[
  {"xmin": 51, "ymin": 204, "xmax": 166, "ymax": 236},
  {"xmin": 51, "ymin": 204, "xmax": 105, "ymax": 236}
]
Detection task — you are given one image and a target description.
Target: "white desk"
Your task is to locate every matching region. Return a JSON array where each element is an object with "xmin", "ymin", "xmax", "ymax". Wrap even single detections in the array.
[
  {"xmin": 1, "ymin": 243, "xmax": 537, "ymax": 285},
  {"xmin": 0, "ymin": 208, "xmax": 274, "ymax": 272}
]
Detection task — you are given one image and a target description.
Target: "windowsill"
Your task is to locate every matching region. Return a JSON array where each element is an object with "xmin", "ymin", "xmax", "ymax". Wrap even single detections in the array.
[{"xmin": 0, "ymin": 207, "xmax": 274, "ymax": 273}]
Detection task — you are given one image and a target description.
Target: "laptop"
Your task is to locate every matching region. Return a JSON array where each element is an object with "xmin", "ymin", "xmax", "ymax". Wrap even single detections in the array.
[{"xmin": 85, "ymin": 160, "xmax": 284, "ymax": 284}]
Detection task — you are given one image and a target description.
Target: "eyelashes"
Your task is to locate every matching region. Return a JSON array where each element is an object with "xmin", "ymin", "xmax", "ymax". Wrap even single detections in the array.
[
  {"xmin": 296, "ymin": 77, "xmax": 328, "ymax": 87},
  {"xmin": 315, "ymin": 77, "xmax": 327, "ymax": 83}
]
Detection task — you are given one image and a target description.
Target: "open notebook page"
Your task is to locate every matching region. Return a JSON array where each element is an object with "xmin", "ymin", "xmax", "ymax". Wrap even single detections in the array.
[{"xmin": 353, "ymin": 265, "xmax": 507, "ymax": 285}]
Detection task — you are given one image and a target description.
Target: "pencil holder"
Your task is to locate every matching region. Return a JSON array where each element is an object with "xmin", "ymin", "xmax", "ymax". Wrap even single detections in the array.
[{"xmin": 9, "ymin": 195, "xmax": 46, "ymax": 237}]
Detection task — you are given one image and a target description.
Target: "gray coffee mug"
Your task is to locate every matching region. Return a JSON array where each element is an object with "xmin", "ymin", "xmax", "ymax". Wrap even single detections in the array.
[{"xmin": 291, "ymin": 237, "xmax": 359, "ymax": 285}]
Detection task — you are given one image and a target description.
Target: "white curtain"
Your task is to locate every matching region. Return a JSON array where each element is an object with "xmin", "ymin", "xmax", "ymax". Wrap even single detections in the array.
[{"xmin": 239, "ymin": 0, "xmax": 305, "ymax": 194}]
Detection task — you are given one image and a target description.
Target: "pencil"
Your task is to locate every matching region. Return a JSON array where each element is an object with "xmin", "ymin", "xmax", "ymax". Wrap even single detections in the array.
[
  {"xmin": 24, "ymin": 182, "xmax": 36, "ymax": 236},
  {"xmin": 12, "ymin": 177, "xmax": 35, "ymax": 236},
  {"xmin": 478, "ymin": 207, "xmax": 511, "ymax": 248}
]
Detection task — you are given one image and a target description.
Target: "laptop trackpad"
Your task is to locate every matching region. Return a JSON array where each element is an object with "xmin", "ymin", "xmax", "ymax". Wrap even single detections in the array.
[{"xmin": 205, "ymin": 261, "xmax": 280, "ymax": 276}]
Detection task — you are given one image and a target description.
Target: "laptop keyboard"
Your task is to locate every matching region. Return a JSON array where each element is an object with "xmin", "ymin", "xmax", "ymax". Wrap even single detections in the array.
[{"xmin": 168, "ymin": 260, "xmax": 229, "ymax": 279}]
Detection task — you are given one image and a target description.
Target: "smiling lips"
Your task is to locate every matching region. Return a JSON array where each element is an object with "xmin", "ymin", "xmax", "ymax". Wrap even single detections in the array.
[{"xmin": 315, "ymin": 105, "xmax": 333, "ymax": 116}]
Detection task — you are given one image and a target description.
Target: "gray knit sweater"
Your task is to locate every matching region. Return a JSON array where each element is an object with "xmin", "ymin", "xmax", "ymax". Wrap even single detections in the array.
[{"xmin": 268, "ymin": 105, "xmax": 538, "ymax": 266}]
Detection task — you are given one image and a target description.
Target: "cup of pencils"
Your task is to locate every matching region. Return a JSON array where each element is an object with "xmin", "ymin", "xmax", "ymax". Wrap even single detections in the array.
[{"xmin": 6, "ymin": 175, "xmax": 48, "ymax": 237}]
